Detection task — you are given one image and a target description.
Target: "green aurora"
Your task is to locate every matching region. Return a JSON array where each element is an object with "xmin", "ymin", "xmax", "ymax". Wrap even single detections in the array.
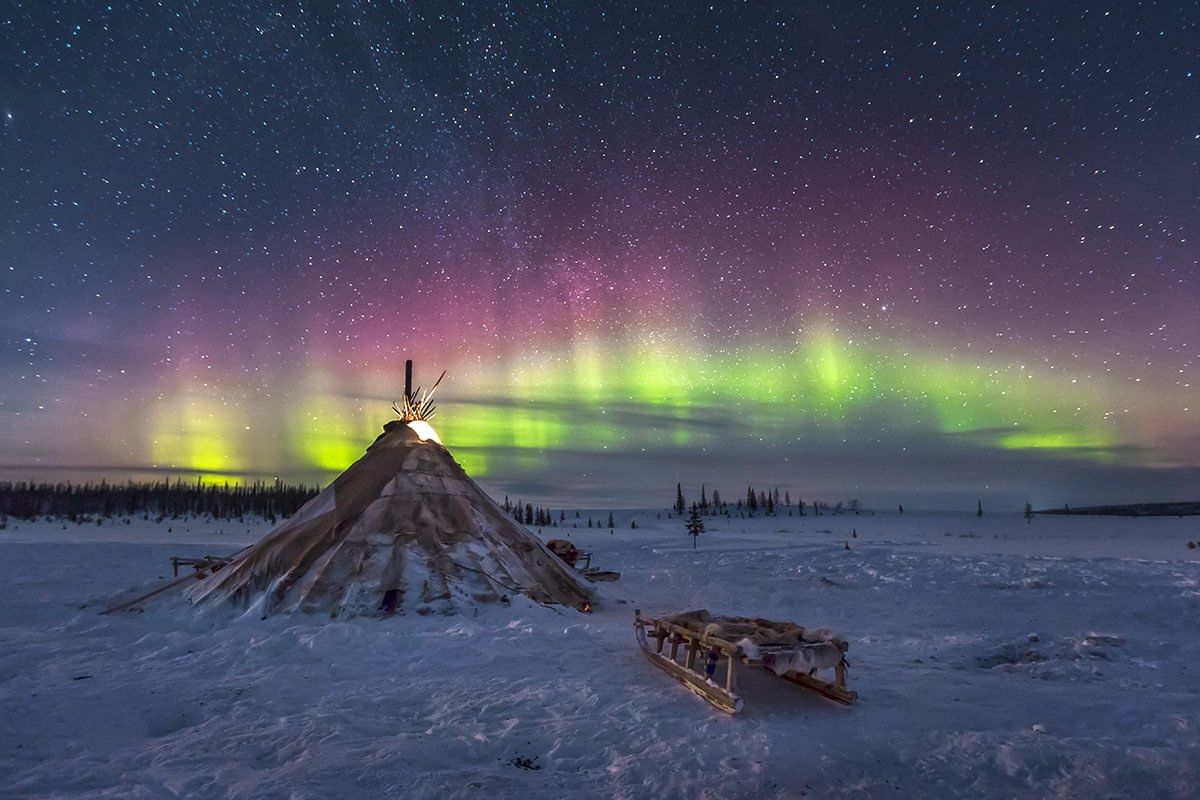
[{"xmin": 139, "ymin": 328, "xmax": 1178, "ymax": 493}]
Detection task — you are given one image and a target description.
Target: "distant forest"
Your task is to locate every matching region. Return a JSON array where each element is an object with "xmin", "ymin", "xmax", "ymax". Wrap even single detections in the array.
[
  {"xmin": 0, "ymin": 479, "xmax": 319, "ymax": 522},
  {"xmin": 670, "ymin": 484, "xmax": 861, "ymax": 518},
  {"xmin": 1039, "ymin": 502, "xmax": 1200, "ymax": 517}
]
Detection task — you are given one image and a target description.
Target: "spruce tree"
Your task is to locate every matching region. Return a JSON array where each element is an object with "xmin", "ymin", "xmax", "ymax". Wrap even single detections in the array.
[
  {"xmin": 746, "ymin": 486, "xmax": 757, "ymax": 515},
  {"xmin": 674, "ymin": 483, "xmax": 686, "ymax": 516},
  {"xmin": 1024, "ymin": 502, "xmax": 1033, "ymax": 524},
  {"xmin": 607, "ymin": 511, "xmax": 614, "ymax": 529},
  {"xmin": 685, "ymin": 502, "xmax": 705, "ymax": 549}
]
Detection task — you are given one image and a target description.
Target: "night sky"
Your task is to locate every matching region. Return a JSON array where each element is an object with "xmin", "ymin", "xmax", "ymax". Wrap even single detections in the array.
[{"xmin": 2, "ymin": 2, "xmax": 1197, "ymax": 508}]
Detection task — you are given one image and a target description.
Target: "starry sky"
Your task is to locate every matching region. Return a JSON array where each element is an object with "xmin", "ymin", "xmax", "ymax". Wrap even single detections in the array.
[{"xmin": 2, "ymin": 2, "xmax": 1197, "ymax": 508}]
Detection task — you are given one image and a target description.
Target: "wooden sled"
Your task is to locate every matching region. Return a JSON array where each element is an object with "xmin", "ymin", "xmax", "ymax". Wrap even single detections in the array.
[
  {"xmin": 634, "ymin": 609, "xmax": 856, "ymax": 714},
  {"xmin": 102, "ymin": 545, "xmax": 251, "ymax": 615},
  {"xmin": 547, "ymin": 539, "xmax": 620, "ymax": 582},
  {"xmin": 170, "ymin": 554, "xmax": 234, "ymax": 577}
]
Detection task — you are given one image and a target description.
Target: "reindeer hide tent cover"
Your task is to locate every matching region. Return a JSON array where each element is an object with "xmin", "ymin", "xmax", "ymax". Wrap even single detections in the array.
[{"xmin": 185, "ymin": 420, "xmax": 594, "ymax": 616}]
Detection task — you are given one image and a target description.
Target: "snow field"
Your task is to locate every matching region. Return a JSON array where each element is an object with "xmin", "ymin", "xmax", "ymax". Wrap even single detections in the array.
[{"xmin": 1, "ymin": 511, "xmax": 1198, "ymax": 798}]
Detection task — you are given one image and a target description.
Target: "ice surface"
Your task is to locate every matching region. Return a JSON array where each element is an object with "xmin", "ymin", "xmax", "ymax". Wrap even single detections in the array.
[{"xmin": 0, "ymin": 511, "xmax": 1198, "ymax": 798}]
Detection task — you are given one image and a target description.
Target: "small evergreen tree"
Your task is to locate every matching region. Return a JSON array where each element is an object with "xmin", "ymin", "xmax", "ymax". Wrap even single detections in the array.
[
  {"xmin": 699, "ymin": 485, "xmax": 709, "ymax": 515},
  {"xmin": 674, "ymin": 483, "xmax": 686, "ymax": 515},
  {"xmin": 607, "ymin": 511, "xmax": 614, "ymax": 529},
  {"xmin": 746, "ymin": 486, "xmax": 758, "ymax": 515},
  {"xmin": 976, "ymin": 499, "xmax": 983, "ymax": 518},
  {"xmin": 685, "ymin": 502, "xmax": 705, "ymax": 549},
  {"xmin": 1024, "ymin": 502, "xmax": 1033, "ymax": 524}
]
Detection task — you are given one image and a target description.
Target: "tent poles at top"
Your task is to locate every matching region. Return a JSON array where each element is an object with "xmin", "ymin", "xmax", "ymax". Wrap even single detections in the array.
[{"xmin": 394, "ymin": 361, "xmax": 447, "ymax": 422}]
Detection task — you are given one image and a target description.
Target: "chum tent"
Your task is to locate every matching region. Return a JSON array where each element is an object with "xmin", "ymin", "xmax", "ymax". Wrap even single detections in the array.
[{"xmin": 183, "ymin": 419, "xmax": 594, "ymax": 617}]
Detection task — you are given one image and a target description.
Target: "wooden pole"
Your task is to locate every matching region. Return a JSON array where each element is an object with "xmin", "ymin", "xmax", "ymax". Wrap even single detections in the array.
[{"xmin": 404, "ymin": 359, "xmax": 413, "ymax": 404}]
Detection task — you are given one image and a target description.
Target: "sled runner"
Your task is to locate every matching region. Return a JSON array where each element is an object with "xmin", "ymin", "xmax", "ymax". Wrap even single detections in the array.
[
  {"xmin": 634, "ymin": 609, "xmax": 856, "ymax": 713},
  {"xmin": 577, "ymin": 567, "xmax": 621, "ymax": 582}
]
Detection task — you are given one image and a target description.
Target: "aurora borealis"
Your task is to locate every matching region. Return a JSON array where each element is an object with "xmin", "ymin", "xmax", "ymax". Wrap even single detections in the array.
[{"xmin": 2, "ymin": 2, "xmax": 1197, "ymax": 507}]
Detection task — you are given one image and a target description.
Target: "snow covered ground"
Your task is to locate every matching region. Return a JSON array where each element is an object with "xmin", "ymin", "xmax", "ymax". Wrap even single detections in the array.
[{"xmin": 1, "ymin": 510, "xmax": 1198, "ymax": 799}]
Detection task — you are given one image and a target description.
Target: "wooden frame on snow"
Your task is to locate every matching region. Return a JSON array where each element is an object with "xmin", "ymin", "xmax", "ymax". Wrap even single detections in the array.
[{"xmin": 634, "ymin": 609, "xmax": 857, "ymax": 714}]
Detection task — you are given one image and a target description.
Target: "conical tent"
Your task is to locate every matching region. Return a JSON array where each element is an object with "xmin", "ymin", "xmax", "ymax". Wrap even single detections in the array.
[{"xmin": 186, "ymin": 420, "xmax": 594, "ymax": 617}]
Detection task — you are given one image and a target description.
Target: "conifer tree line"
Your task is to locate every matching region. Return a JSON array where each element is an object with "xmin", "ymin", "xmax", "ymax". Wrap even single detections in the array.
[
  {"xmin": 0, "ymin": 479, "xmax": 318, "ymax": 521},
  {"xmin": 670, "ymin": 484, "xmax": 864, "ymax": 518},
  {"xmin": 499, "ymin": 495, "xmax": 620, "ymax": 530}
]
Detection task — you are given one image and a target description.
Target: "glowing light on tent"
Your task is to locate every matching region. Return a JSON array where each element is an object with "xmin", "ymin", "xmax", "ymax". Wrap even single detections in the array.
[{"xmin": 406, "ymin": 420, "xmax": 442, "ymax": 444}]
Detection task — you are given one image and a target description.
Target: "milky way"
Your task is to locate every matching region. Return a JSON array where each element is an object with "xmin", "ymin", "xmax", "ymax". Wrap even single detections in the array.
[{"xmin": 2, "ymin": 2, "xmax": 1197, "ymax": 506}]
